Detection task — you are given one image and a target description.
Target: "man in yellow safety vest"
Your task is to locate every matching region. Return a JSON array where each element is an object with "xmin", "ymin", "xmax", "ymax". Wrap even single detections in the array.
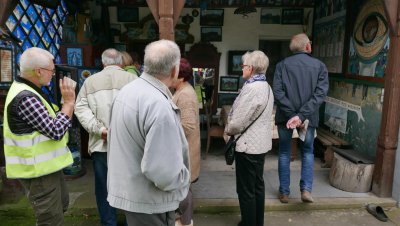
[{"xmin": 3, "ymin": 47, "xmax": 75, "ymax": 226}]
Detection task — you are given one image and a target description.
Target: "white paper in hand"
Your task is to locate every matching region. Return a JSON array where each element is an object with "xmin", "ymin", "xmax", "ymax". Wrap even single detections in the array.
[
  {"xmin": 64, "ymin": 76, "xmax": 77, "ymax": 89},
  {"xmin": 298, "ymin": 119, "xmax": 309, "ymax": 142}
]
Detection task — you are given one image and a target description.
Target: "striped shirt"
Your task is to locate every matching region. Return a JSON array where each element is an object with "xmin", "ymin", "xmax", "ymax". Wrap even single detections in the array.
[{"xmin": 17, "ymin": 96, "xmax": 71, "ymax": 140}]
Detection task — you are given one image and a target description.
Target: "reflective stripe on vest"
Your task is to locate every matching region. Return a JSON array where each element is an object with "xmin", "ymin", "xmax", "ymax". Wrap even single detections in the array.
[
  {"xmin": 3, "ymin": 134, "xmax": 51, "ymax": 148},
  {"xmin": 5, "ymin": 146, "xmax": 69, "ymax": 165}
]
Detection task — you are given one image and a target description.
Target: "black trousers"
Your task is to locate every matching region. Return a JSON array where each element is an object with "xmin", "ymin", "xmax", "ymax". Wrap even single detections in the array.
[
  {"xmin": 124, "ymin": 210, "xmax": 174, "ymax": 226},
  {"xmin": 235, "ymin": 152, "xmax": 266, "ymax": 226}
]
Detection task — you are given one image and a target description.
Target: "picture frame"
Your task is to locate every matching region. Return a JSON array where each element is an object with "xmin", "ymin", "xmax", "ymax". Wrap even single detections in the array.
[
  {"xmin": 217, "ymin": 93, "xmax": 238, "ymax": 108},
  {"xmin": 53, "ymin": 65, "xmax": 79, "ymax": 107},
  {"xmin": 219, "ymin": 76, "xmax": 240, "ymax": 92},
  {"xmin": 281, "ymin": 8, "xmax": 304, "ymax": 25},
  {"xmin": 66, "ymin": 47, "xmax": 83, "ymax": 66},
  {"xmin": 0, "ymin": 47, "xmax": 14, "ymax": 85},
  {"xmin": 110, "ymin": 23, "xmax": 121, "ymax": 37},
  {"xmin": 228, "ymin": 50, "xmax": 247, "ymax": 75},
  {"xmin": 260, "ymin": 8, "xmax": 281, "ymax": 24},
  {"xmin": 201, "ymin": 27, "xmax": 222, "ymax": 42},
  {"xmin": 200, "ymin": 9, "xmax": 224, "ymax": 26},
  {"xmin": 117, "ymin": 6, "xmax": 139, "ymax": 22},
  {"xmin": 75, "ymin": 66, "xmax": 102, "ymax": 88}
]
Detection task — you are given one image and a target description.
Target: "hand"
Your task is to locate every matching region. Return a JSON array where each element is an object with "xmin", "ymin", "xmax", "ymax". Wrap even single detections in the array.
[
  {"xmin": 286, "ymin": 116, "xmax": 302, "ymax": 129},
  {"xmin": 101, "ymin": 128, "xmax": 108, "ymax": 142},
  {"xmin": 59, "ymin": 78, "xmax": 75, "ymax": 106}
]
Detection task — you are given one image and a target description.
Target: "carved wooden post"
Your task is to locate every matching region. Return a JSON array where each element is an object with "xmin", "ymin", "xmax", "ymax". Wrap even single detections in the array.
[
  {"xmin": 373, "ymin": 0, "xmax": 400, "ymax": 197},
  {"xmin": 146, "ymin": 0, "xmax": 184, "ymax": 41}
]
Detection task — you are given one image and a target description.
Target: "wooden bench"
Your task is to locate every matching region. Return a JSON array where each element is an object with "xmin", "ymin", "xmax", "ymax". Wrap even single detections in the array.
[{"xmin": 315, "ymin": 128, "xmax": 351, "ymax": 167}]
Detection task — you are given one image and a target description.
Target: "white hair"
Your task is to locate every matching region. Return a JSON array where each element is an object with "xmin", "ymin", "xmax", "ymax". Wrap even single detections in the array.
[
  {"xmin": 19, "ymin": 47, "xmax": 54, "ymax": 76},
  {"xmin": 143, "ymin": 40, "xmax": 181, "ymax": 78},
  {"xmin": 289, "ymin": 33, "xmax": 310, "ymax": 53},
  {"xmin": 102, "ymin": 48, "xmax": 123, "ymax": 66},
  {"xmin": 242, "ymin": 50, "xmax": 269, "ymax": 74}
]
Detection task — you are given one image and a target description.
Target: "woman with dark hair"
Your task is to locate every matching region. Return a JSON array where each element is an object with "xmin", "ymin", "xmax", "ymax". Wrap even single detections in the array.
[{"xmin": 172, "ymin": 58, "xmax": 200, "ymax": 226}]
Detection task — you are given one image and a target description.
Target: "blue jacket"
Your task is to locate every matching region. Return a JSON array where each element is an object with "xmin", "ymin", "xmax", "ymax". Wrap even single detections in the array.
[{"xmin": 273, "ymin": 52, "xmax": 329, "ymax": 128}]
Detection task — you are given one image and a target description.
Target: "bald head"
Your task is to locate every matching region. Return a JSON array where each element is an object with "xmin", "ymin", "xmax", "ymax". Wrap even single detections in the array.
[
  {"xmin": 143, "ymin": 40, "xmax": 181, "ymax": 78},
  {"xmin": 19, "ymin": 47, "xmax": 54, "ymax": 78},
  {"xmin": 289, "ymin": 33, "xmax": 311, "ymax": 53}
]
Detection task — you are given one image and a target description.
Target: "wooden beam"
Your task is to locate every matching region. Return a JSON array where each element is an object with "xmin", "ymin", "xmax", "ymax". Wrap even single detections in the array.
[
  {"xmin": 0, "ymin": 0, "xmax": 18, "ymax": 26},
  {"xmin": 382, "ymin": 0, "xmax": 400, "ymax": 36},
  {"xmin": 372, "ymin": 33, "xmax": 400, "ymax": 197}
]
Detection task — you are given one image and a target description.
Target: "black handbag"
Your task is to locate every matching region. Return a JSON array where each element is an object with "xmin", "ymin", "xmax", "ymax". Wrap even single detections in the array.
[
  {"xmin": 224, "ymin": 103, "xmax": 268, "ymax": 165},
  {"xmin": 224, "ymin": 136, "xmax": 236, "ymax": 165}
]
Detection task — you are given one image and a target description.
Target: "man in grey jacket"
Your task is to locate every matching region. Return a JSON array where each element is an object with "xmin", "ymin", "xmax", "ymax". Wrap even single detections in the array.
[
  {"xmin": 75, "ymin": 48, "xmax": 137, "ymax": 226},
  {"xmin": 107, "ymin": 40, "xmax": 190, "ymax": 226},
  {"xmin": 273, "ymin": 33, "xmax": 329, "ymax": 204}
]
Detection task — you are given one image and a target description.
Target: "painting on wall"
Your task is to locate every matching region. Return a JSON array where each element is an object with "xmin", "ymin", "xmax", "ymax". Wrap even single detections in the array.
[
  {"xmin": 66, "ymin": 47, "xmax": 83, "ymax": 66},
  {"xmin": 313, "ymin": 0, "xmax": 347, "ymax": 74},
  {"xmin": 76, "ymin": 67, "xmax": 101, "ymax": 88},
  {"xmin": 260, "ymin": 8, "xmax": 281, "ymax": 24},
  {"xmin": 201, "ymin": 27, "xmax": 222, "ymax": 42},
  {"xmin": 219, "ymin": 76, "xmax": 240, "ymax": 93},
  {"xmin": 228, "ymin": 51, "xmax": 247, "ymax": 75},
  {"xmin": 200, "ymin": 9, "xmax": 224, "ymax": 26},
  {"xmin": 347, "ymin": 0, "xmax": 389, "ymax": 80},
  {"xmin": 281, "ymin": 9, "xmax": 303, "ymax": 24}
]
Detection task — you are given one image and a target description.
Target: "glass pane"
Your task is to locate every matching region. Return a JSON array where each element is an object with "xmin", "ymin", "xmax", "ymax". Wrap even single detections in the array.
[
  {"xmin": 50, "ymin": 43, "xmax": 58, "ymax": 56},
  {"xmin": 54, "ymin": 34, "xmax": 61, "ymax": 48},
  {"xmin": 38, "ymin": 41, "xmax": 45, "ymax": 49},
  {"xmin": 46, "ymin": 8, "xmax": 55, "ymax": 17},
  {"xmin": 55, "ymin": 54, "xmax": 62, "ymax": 64},
  {"xmin": 47, "ymin": 23, "xmax": 56, "ymax": 38},
  {"xmin": 14, "ymin": 4, "xmax": 25, "ymax": 20},
  {"xmin": 20, "ymin": 15, "xmax": 31, "ymax": 34},
  {"xmin": 57, "ymin": 25, "xmax": 63, "ymax": 37},
  {"xmin": 26, "ymin": 5, "xmax": 38, "ymax": 22},
  {"xmin": 22, "ymin": 40, "xmax": 32, "ymax": 50},
  {"xmin": 42, "ymin": 31, "xmax": 51, "ymax": 48},
  {"xmin": 61, "ymin": 0, "xmax": 68, "ymax": 12},
  {"xmin": 57, "ymin": 6, "xmax": 65, "ymax": 19},
  {"xmin": 20, "ymin": 0, "xmax": 29, "ymax": 9},
  {"xmin": 41, "ymin": 11, "xmax": 50, "ymax": 24},
  {"xmin": 12, "ymin": 26, "xmax": 25, "ymax": 41},
  {"xmin": 29, "ymin": 29, "xmax": 40, "ymax": 46},
  {"xmin": 6, "ymin": 15, "xmax": 17, "ymax": 32},
  {"xmin": 35, "ymin": 19, "xmax": 45, "ymax": 36},
  {"xmin": 52, "ymin": 14, "xmax": 59, "ymax": 27}
]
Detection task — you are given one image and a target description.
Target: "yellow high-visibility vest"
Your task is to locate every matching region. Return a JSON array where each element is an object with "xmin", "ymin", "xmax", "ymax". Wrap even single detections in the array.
[{"xmin": 3, "ymin": 81, "xmax": 72, "ymax": 179}]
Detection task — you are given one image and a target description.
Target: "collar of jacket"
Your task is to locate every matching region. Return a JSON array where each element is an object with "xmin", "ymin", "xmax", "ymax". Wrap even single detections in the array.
[
  {"xmin": 141, "ymin": 73, "xmax": 173, "ymax": 100},
  {"xmin": 15, "ymin": 76, "xmax": 54, "ymax": 109},
  {"xmin": 292, "ymin": 51, "xmax": 312, "ymax": 57},
  {"xmin": 103, "ymin": 65, "xmax": 124, "ymax": 71}
]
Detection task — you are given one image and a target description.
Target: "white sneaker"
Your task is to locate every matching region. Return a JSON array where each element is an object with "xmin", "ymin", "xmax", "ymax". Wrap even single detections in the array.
[{"xmin": 176, "ymin": 219, "xmax": 193, "ymax": 226}]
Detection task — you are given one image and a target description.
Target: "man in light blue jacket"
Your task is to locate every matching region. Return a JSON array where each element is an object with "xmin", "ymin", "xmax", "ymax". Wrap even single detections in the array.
[{"xmin": 107, "ymin": 40, "xmax": 190, "ymax": 226}]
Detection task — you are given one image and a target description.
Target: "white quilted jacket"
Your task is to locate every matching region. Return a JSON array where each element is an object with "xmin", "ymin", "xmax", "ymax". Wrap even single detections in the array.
[{"xmin": 225, "ymin": 81, "xmax": 274, "ymax": 154}]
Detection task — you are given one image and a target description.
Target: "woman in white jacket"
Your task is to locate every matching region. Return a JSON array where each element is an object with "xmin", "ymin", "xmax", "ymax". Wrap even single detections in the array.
[{"xmin": 225, "ymin": 50, "xmax": 274, "ymax": 226}]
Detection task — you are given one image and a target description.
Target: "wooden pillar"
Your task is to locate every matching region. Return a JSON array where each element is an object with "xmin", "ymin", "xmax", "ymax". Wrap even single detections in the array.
[
  {"xmin": 146, "ymin": 0, "xmax": 184, "ymax": 41},
  {"xmin": 372, "ymin": 0, "xmax": 400, "ymax": 197}
]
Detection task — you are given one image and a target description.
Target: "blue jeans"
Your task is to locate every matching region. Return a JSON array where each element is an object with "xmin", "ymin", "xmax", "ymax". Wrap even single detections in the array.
[
  {"xmin": 278, "ymin": 125, "xmax": 315, "ymax": 195},
  {"xmin": 92, "ymin": 152, "xmax": 117, "ymax": 226}
]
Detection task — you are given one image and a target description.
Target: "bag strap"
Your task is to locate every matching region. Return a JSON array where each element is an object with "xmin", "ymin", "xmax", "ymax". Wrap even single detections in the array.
[{"xmin": 232, "ymin": 100, "xmax": 268, "ymax": 142}]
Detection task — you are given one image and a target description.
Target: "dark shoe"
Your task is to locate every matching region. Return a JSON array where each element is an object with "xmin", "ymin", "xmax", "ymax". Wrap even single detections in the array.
[
  {"xmin": 301, "ymin": 191, "xmax": 314, "ymax": 203},
  {"xmin": 366, "ymin": 204, "xmax": 388, "ymax": 222},
  {"xmin": 278, "ymin": 193, "xmax": 289, "ymax": 203}
]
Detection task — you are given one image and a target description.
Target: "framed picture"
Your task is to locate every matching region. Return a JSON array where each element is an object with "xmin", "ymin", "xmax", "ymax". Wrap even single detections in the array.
[
  {"xmin": 219, "ymin": 76, "xmax": 240, "ymax": 92},
  {"xmin": 0, "ymin": 47, "xmax": 14, "ymax": 85},
  {"xmin": 201, "ymin": 27, "xmax": 222, "ymax": 42},
  {"xmin": 260, "ymin": 8, "xmax": 281, "ymax": 24},
  {"xmin": 281, "ymin": 9, "xmax": 303, "ymax": 24},
  {"xmin": 200, "ymin": 9, "xmax": 224, "ymax": 26},
  {"xmin": 110, "ymin": 23, "xmax": 121, "ymax": 36},
  {"xmin": 217, "ymin": 93, "xmax": 238, "ymax": 108},
  {"xmin": 76, "ymin": 66, "xmax": 102, "ymax": 88},
  {"xmin": 113, "ymin": 43, "xmax": 127, "ymax": 51},
  {"xmin": 228, "ymin": 50, "xmax": 247, "ymax": 75},
  {"xmin": 66, "ymin": 47, "xmax": 83, "ymax": 66},
  {"xmin": 117, "ymin": 6, "xmax": 139, "ymax": 22}
]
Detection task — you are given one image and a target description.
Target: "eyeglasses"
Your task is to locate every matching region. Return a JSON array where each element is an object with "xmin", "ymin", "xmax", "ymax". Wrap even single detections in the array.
[
  {"xmin": 39, "ymin": 67, "xmax": 56, "ymax": 74},
  {"xmin": 308, "ymin": 41, "xmax": 312, "ymax": 45},
  {"xmin": 240, "ymin": 64, "xmax": 251, "ymax": 69}
]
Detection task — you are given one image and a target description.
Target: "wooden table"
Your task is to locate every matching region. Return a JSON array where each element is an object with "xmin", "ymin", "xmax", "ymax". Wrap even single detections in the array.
[{"xmin": 220, "ymin": 105, "xmax": 299, "ymax": 161}]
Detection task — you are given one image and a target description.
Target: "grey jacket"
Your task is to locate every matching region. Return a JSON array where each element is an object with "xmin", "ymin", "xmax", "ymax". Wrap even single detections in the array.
[
  {"xmin": 273, "ymin": 52, "xmax": 329, "ymax": 128},
  {"xmin": 225, "ymin": 81, "xmax": 274, "ymax": 154},
  {"xmin": 107, "ymin": 73, "xmax": 190, "ymax": 214}
]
